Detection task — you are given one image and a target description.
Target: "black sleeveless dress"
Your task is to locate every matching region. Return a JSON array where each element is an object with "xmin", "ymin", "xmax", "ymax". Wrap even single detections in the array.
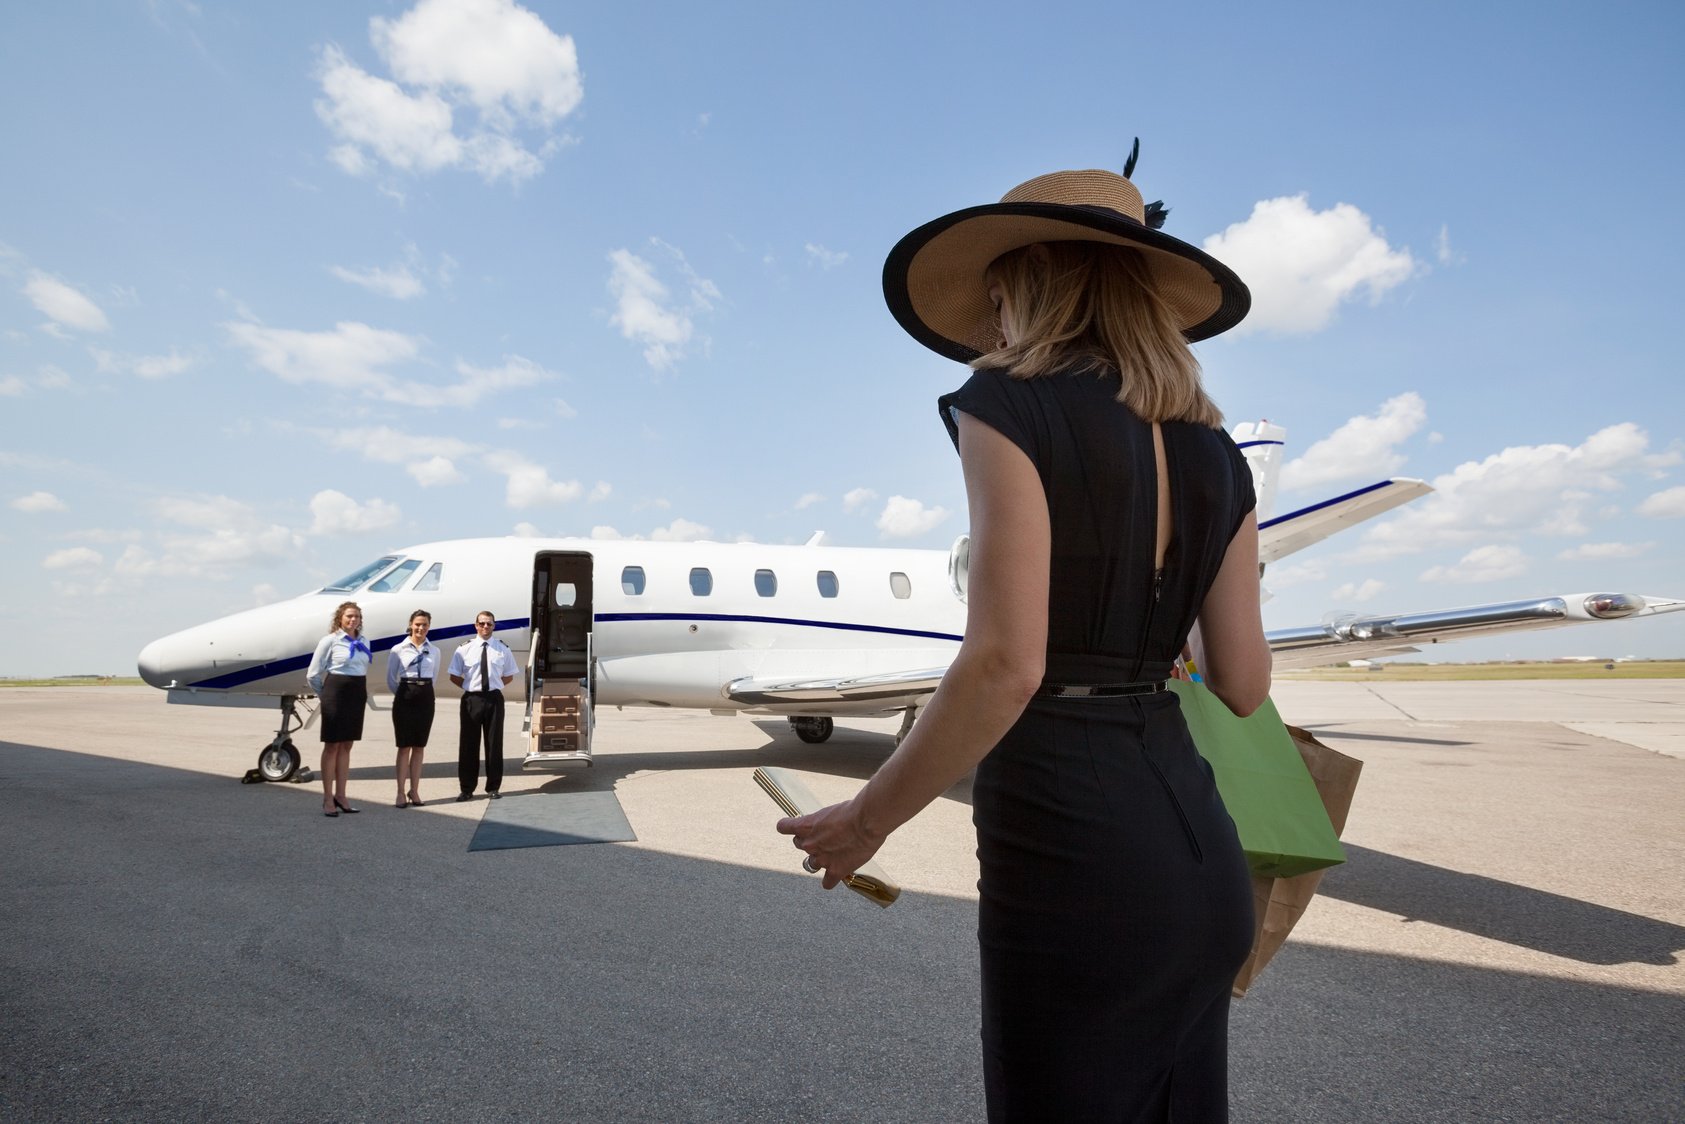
[{"xmin": 940, "ymin": 366, "xmax": 1257, "ymax": 1123}]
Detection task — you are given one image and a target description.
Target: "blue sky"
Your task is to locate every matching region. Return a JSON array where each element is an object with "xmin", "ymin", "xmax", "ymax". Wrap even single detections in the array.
[{"xmin": 4, "ymin": 0, "xmax": 1683, "ymax": 676}]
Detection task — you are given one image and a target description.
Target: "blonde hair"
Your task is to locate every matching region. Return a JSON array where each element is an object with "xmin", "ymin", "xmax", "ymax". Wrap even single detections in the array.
[
  {"xmin": 972, "ymin": 242, "xmax": 1223, "ymax": 427},
  {"xmin": 331, "ymin": 601, "xmax": 361, "ymax": 634}
]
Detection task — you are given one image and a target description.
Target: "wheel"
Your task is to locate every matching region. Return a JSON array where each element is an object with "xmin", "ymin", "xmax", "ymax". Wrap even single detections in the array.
[
  {"xmin": 791, "ymin": 716, "xmax": 834, "ymax": 744},
  {"xmin": 258, "ymin": 740, "xmax": 301, "ymax": 782}
]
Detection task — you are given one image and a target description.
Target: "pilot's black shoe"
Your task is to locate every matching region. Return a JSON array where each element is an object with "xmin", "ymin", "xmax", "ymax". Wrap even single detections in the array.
[
  {"xmin": 456, "ymin": 793, "xmax": 473, "ymax": 803},
  {"xmin": 488, "ymin": 792, "xmax": 501, "ymax": 800}
]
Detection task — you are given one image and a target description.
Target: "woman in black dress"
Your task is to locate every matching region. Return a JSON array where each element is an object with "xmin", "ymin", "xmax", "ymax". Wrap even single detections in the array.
[{"xmin": 779, "ymin": 157, "xmax": 1272, "ymax": 1121}]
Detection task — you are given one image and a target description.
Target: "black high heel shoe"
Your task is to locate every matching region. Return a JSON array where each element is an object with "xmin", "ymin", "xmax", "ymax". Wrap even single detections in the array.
[{"xmin": 334, "ymin": 798, "xmax": 360, "ymax": 814}]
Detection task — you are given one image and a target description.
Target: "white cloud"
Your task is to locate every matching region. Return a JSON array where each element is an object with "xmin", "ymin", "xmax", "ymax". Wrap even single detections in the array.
[
  {"xmin": 308, "ymin": 489, "xmax": 401, "ymax": 535},
  {"xmin": 650, "ymin": 517, "xmax": 711, "ymax": 541},
  {"xmin": 842, "ymin": 487, "xmax": 877, "ymax": 513},
  {"xmin": 589, "ymin": 525, "xmax": 624, "ymax": 540},
  {"xmin": 606, "ymin": 242, "xmax": 718, "ymax": 373},
  {"xmin": 314, "ymin": 424, "xmax": 475, "ymax": 487},
  {"xmin": 1557, "ymin": 542, "xmax": 1652, "ymax": 561},
  {"xmin": 1263, "ymin": 559, "xmax": 1326, "ymax": 588},
  {"xmin": 315, "ymin": 46, "xmax": 462, "ymax": 175},
  {"xmin": 588, "ymin": 481, "xmax": 611, "ymax": 503},
  {"xmin": 116, "ymin": 494, "xmax": 310, "ymax": 578},
  {"xmin": 1355, "ymin": 423, "xmax": 1658, "ymax": 561},
  {"xmin": 43, "ymin": 546, "xmax": 103, "ymax": 570},
  {"xmin": 794, "ymin": 492, "xmax": 823, "ymax": 510},
  {"xmin": 1204, "ymin": 195, "xmax": 1418, "ymax": 335},
  {"xmin": 228, "ymin": 321, "xmax": 550, "ymax": 408},
  {"xmin": 483, "ymin": 452, "xmax": 582, "ymax": 507},
  {"xmin": 1638, "ymin": 485, "xmax": 1685, "ymax": 518},
  {"xmin": 251, "ymin": 583, "xmax": 281, "ymax": 606},
  {"xmin": 227, "ymin": 319, "xmax": 420, "ymax": 391},
  {"xmin": 0, "ymin": 375, "xmax": 26, "ymax": 396},
  {"xmin": 1330, "ymin": 578, "xmax": 1385, "ymax": 603},
  {"xmin": 876, "ymin": 495, "xmax": 949, "ymax": 538},
  {"xmin": 315, "ymin": 0, "xmax": 581, "ymax": 184},
  {"xmin": 804, "ymin": 243, "xmax": 848, "ymax": 269},
  {"xmin": 410, "ymin": 455, "xmax": 464, "ymax": 486},
  {"xmin": 91, "ymin": 347, "xmax": 195, "ymax": 379},
  {"xmin": 512, "ymin": 521, "xmax": 542, "ymax": 538},
  {"xmin": 11, "ymin": 491, "xmax": 66, "ymax": 513},
  {"xmin": 1420, "ymin": 544, "xmax": 1528, "ymax": 584},
  {"xmin": 155, "ymin": 494, "xmax": 258, "ymax": 529},
  {"xmin": 23, "ymin": 273, "xmax": 111, "ymax": 333},
  {"xmin": 1434, "ymin": 225, "xmax": 1465, "ymax": 267},
  {"xmin": 554, "ymin": 397, "xmax": 578, "ymax": 419},
  {"xmin": 330, "ymin": 262, "xmax": 425, "ymax": 299},
  {"xmin": 1280, "ymin": 392, "xmax": 1427, "ymax": 491}
]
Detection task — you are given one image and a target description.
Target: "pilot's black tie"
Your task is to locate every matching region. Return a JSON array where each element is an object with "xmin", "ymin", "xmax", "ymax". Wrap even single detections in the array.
[{"xmin": 480, "ymin": 643, "xmax": 488, "ymax": 691}]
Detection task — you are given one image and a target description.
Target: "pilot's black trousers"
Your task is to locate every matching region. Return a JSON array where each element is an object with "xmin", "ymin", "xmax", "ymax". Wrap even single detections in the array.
[{"xmin": 458, "ymin": 690, "xmax": 505, "ymax": 795}]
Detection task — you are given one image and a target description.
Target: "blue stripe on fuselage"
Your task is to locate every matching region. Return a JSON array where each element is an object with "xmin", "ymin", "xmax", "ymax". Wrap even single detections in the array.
[
  {"xmin": 185, "ymin": 618, "xmax": 533, "ymax": 690},
  {"xmin": 184, "ymin": 613, "xmax": 961, "ymax": 690}
]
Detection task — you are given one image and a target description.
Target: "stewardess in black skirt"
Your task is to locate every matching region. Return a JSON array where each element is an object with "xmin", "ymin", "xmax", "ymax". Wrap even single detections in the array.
[
  {"xmin": 306, "ymin": 600, "xmax": 373, "ymax": 818},
  {"xmin": 386, "ymin": 609, "xmax": 440, "ymax": 807}
]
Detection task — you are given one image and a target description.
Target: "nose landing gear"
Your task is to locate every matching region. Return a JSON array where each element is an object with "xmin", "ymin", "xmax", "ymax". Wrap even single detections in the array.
[{"xmin": 254, "ymin": 695, "xmax": 313, "ymax": 782}]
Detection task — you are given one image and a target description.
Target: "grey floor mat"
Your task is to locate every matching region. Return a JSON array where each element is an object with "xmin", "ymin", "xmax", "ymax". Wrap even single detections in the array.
[{"xmin": 467, "ymin": 789, "xmax": 637, "ymax": 851}]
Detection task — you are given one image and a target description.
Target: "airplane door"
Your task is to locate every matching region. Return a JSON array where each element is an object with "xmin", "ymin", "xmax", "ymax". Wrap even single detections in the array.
[{"xmin": 524, "ymin": 551, "xmax": 595, "ymax": 770}]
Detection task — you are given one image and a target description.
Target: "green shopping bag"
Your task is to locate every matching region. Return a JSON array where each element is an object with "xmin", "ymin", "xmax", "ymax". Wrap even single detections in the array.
[{"xmin": 1168, "ymin": 679, "xmax": 1346, "ymax": 878}]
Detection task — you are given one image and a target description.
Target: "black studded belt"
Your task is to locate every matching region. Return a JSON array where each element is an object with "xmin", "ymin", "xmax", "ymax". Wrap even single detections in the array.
[{"xmin": 1036, "ymin": 680, "xmax": 1167, "ymax": 698}]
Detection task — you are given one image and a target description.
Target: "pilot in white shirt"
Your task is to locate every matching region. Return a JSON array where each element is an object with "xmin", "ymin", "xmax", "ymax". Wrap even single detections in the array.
[{"xmin": 447, "ymin": 610, "xmax": 518, "ymax": 800}]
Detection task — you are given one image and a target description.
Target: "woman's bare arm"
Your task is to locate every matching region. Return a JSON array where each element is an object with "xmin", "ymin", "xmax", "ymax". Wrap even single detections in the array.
[
  {"xmin": 1194, "ymin": 511, "xmax": 1271, "ymax": 716},
  {"xmin": 777, "ymin": 412, "xmax": 1049, "ymax": 887}
]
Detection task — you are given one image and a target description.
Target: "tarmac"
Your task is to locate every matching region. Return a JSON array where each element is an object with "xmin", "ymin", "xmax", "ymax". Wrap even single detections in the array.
[{"xmin": 2, "ymin": 681, "xmax": 1681, "ymax": 1122}]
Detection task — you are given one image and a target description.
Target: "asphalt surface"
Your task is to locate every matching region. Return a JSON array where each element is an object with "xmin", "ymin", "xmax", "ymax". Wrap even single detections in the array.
[{"xmin": 2, "ymin": 683, "xmax": 1681, "ymax": 1122}]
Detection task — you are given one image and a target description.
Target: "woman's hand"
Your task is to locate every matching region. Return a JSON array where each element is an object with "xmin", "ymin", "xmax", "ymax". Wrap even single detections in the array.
[{"xmin": 776, "ymin": 799, "xmax": 884, "ymax": 891}]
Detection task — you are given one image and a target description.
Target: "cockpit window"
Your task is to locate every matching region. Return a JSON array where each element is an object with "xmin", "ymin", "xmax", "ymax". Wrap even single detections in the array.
[
  {"xmin": 414, "ymin": 562, "xmax": 443, "ymax": 592},
  {"xmin": 323, "ymin": 556, "xmax": 400, "ymax": 593},
  {"xmin": 367, "ymin": 559, "xmax": 420, "ymax": 593}
]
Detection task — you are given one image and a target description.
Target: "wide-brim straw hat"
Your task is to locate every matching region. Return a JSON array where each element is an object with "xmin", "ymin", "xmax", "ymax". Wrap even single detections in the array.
[{"xmin": 882, "ymin": 168, "xmax": 1250, "ymax": 362}]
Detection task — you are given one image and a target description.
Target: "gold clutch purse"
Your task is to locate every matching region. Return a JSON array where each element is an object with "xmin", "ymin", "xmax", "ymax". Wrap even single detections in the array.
[{"xmin": 753, "ymin": 766, "xmax": 901, "ymax": 908}]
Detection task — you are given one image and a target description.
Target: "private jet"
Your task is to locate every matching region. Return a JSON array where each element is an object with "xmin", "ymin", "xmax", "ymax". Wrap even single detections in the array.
[{"xmin": 137, "ymin": 422, "xmax": 1684, "ymax": 781}]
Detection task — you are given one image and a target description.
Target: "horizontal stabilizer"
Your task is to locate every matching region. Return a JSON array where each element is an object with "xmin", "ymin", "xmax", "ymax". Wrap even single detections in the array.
[
  {"xmin": 1269, "ymin": 592, "xmax": 1685, "ymax": 670},
  {"xmin": 1260, "ymin": 479, "xmax": 1432, "ymax": 565}
]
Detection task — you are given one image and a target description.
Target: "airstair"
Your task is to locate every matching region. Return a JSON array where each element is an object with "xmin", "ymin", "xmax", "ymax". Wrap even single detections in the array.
[{"xmin": 523, "ymin": 550, "xmax": 595, "ymax": 770}]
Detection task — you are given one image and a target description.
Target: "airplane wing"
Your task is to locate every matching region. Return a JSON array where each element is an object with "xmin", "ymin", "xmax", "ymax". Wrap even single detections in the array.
[
  {"xmin": 729, "ymin": 592, "xmax": 1685, "ymax": 700},
  {"xmin": 1260, "ymin": 479, "xmax": 1432, "ymax": 565},
  {"xmin": 726, "ymin": 665, "xmax": 950, "ymax": 706},
  {"xmin": 1268, "ymin": 592, "xmax": 1685, "ymax": 670}
]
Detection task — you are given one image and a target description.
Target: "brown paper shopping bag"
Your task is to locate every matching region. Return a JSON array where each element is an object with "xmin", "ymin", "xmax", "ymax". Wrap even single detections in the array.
[{"xmin": 1231, "ymin": 724, "xmax": 1363, "ymax": 996}]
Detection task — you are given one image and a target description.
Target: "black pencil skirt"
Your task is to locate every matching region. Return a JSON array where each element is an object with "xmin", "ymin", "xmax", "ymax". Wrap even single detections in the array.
[
  {"xmin": 974, "ymin": 689, "xmax": 1254, "ymax": 1122},
  {"xmin": 319, "ymin": 674, "xmax": 367, "ymax": 743},
  {"xmin": 392, "ymin": 680, "xmax": 435, "ymax": 747}
]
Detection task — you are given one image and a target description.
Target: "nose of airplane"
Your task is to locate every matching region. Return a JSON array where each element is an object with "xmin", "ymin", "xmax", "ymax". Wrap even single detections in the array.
[{"xmin": 136, "ymin": 636, "xmax": 176, "ymax": 688}]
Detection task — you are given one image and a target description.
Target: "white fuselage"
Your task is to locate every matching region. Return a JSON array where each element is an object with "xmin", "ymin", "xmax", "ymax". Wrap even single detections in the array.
[{"xmin": 138, "ymin": 537, "xmax": 967, "ymax": 716}]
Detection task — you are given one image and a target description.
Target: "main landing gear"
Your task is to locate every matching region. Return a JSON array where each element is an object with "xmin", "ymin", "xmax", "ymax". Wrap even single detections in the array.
[
  {"xmin": 256, "ymin": 695, "xmax": 313, "ymax": 782},
  {"xmin": 788, "ymin": 716, "xmax": 834, "ymax": 744}
]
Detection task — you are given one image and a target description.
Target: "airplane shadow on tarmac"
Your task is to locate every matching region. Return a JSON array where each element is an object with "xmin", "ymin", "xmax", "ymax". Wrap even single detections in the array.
[{"xmin": 1318, "ymin": 844, "xmax": 1685, "ymax": 966}]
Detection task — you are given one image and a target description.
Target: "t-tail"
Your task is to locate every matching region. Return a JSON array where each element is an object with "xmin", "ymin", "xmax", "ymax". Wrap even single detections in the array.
[{"xmin": 1232, "ymin": 420, "xmax": 1286, "ymax": 522}]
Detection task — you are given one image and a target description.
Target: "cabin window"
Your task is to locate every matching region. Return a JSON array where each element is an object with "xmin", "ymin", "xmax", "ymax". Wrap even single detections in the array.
[
  {"xmin": 889, "ymin": 572, "xmax": 912, "ymax": 599},
  {"xmin": 817, "ymin": 570, "xmax": 839, "ymax": 598},
  {"xmin": 622, "ymin": 566, "xmax": 646, "ymax": 596},
  {"xmin": 323, "ymin": 556, "xmax": 400, "ymax": 593},
  {"xmin": 754, "ymin": 569, "xmax": 777, "ymax": 597},
  {"xmin": 367, "ymin": 559, "xmax": 420, "ymax": 593},
  {"xmin": 690, "ymin": 567, "xmax": 713, "ymax": 596},
  {"xmin": 414, "ymin": 562, "xmax": 443, "ymax": 592}
]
